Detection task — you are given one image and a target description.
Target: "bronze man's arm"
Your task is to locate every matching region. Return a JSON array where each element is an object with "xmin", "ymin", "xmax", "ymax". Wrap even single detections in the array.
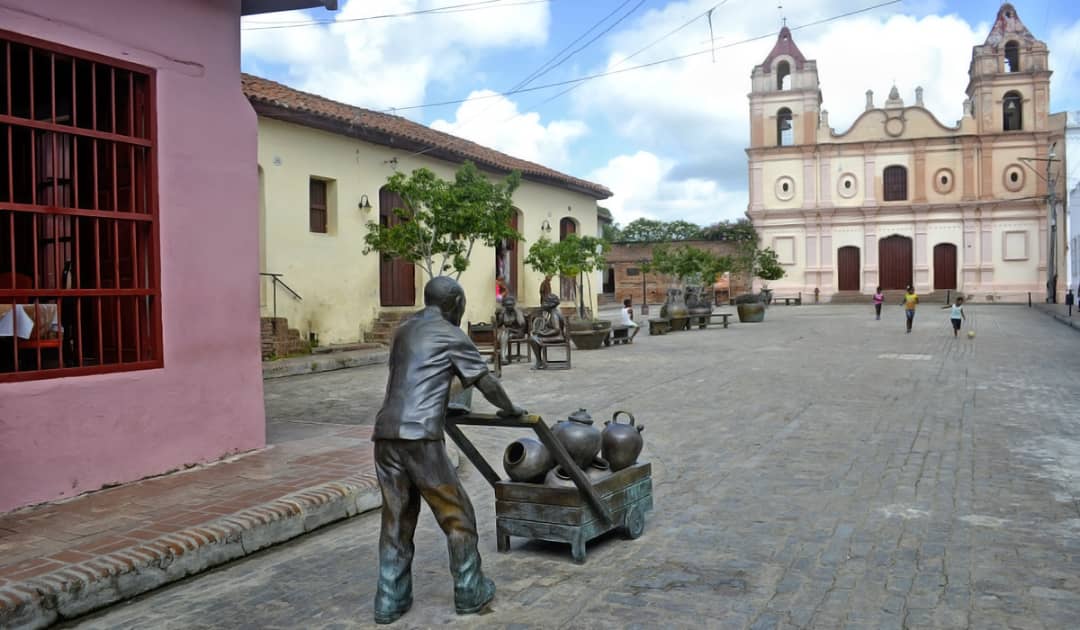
[{"xmin": 474, "ymin": 372, "xmax": 526, "ymax": 417}]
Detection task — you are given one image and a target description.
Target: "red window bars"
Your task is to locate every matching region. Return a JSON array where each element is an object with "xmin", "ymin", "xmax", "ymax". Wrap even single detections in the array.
[{"xmin": 0, "ymin": 30, "xmax": 161, "ymax": 382}]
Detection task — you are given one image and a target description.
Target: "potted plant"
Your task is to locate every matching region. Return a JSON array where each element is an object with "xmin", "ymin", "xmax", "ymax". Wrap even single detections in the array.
[
  {"xmin": 363, "ymin": 160, "xmax": 522, "ymax": 408},
  {"xmin": 526, "ymin": 234, "xmax": 611, "ymax": 349},
  {"xmin": 732, "ymin": 247, "xmax": 786, "ymax": 322}
]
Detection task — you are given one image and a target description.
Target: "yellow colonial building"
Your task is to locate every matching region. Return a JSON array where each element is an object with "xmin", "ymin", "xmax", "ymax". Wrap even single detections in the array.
[
  {"xmin": 243, "ymin": 75, "xmax": 611, "ymax": 346},
  {"xmin": 747, "ymin": 4, "xmax": 1067, "ymax": 302}
]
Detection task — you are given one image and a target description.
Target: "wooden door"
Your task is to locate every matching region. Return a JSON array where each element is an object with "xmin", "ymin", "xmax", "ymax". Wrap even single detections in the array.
[
  {"xmin": 933, "ymin": 243, "xmax": 957, "ymax": 290},
  {"xmin": 379, "ymin": 188, "xmax": 415, "ymax": 307},
  {"xmin": 837, "ymin": 246, "xmax": 860, "ymax": 291},
  {"xmin": 878, "ymin": 235, "xmax": 913, "ymax": 290}
]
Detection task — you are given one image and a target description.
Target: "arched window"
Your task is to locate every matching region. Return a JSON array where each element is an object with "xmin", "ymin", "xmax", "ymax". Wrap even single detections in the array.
[
  {"xmin": 776, "ymin": 60, "xmax": 791, "ymax": 90},
  {"xmin": 1004, "ymin": 40, "xmax": 1020, "ymax": 73},
  {"xmin": 883, "ymin": 165, "xmax": 908, "ymax": 201},
  {"xmin": 776, "ymin": 108, "xmax": 793, "ymax": 146},
  {"xmin": 1003, "ymin": 91, "xmax": 1022, "ymax": 131}
]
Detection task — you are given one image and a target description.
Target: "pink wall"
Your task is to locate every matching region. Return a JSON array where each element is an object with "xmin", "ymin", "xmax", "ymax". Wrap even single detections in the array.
[{"xmin": 0, "ymin": 1, "xmax": 266, "ymax": 512}]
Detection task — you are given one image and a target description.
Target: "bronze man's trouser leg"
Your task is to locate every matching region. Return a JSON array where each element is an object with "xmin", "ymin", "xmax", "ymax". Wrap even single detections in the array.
[
  {"xmin": 374, "ymin": 440, "xmax": 421, "ymax": 616},
  {"xmin": 374, "ymin": 440, "xmax": 483, "ymax": 611}
]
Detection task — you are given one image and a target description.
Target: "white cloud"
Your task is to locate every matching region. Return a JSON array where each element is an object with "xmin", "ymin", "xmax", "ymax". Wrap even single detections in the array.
[
  {"xmin": 431, "ymin": 91, "xmax": 588, "ymax": 168},
  {"xmin": 1048, "ymin": 18, "xmax": 1080, "ymax": 112},
  {"xmin": 241, "ymin": 0, "xmax": 550, "ymax": 113},
  {"xmin": 570, "ymin": 1, "xmax": 1017, "ymax": 223},
  {"xmin": 589, "ymin": 151, "xmax": 742, "ymax": 226}
]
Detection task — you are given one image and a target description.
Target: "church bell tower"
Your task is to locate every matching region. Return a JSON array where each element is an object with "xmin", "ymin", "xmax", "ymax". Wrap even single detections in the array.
[{"xmin": 748, "ymin": 26, "xmax": 822, "ymax": 149}]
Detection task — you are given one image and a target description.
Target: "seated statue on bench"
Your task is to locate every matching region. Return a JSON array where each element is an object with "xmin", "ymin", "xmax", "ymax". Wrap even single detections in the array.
[
  {"xmin": 528, "ymin": 294, "xmax": 567, "ymax": 369},
  {"xmin": 494, "ymin": 295, "xmax": 527, "ymax": 364}
]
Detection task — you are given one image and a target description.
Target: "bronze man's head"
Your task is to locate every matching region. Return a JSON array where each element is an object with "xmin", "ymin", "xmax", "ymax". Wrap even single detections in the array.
[{"xmin": 424, "ymin": 276, "xmax": 467, "ymax": 326}]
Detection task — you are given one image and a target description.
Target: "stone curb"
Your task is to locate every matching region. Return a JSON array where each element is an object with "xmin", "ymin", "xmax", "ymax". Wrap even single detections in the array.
[
  {"xmin": 262, "ymin": 348, "xmax": 388, "ymax": 380},
  {"xmin": 0, "ymin": 473, "xmax": 382, "ymax": 629},
  {"xmin": 1033, "ymin": 304, "xmax": 1080, "ymax": 331}
]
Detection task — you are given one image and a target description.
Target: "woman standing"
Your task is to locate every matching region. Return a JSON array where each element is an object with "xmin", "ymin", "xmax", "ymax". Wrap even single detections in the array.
[
  {"xmin": 903, "ymin": 285, "xmax": 918, "ymax": 333},
  {"xmin": 873, "ymin": 286, "xmax": 884, "ymax": 320}
]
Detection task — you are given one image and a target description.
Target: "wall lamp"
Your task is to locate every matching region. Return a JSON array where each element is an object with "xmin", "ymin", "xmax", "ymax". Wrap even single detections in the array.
[
  {"xmin": 358, "ymin": 194, "xmax": 372, "ymax": 211},
  {"xmin": 540, "ymin": 219, "xmax": 552, "ymax": 234}
]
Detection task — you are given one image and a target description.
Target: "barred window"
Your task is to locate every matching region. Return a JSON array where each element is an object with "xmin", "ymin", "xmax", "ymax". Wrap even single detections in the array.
[
  {"xmin": 882, "ymin": 165, "xmax": 908, "ymax": 201},
  {"xmin": 0, "ymin": 31, "xmax": 161, "ymax": 382}
]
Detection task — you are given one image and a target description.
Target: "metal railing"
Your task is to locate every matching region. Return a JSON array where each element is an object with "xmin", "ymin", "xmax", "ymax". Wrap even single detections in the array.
[{"xmin": 260, "ymin": 272, "xmax": 302, "ymax": 319}]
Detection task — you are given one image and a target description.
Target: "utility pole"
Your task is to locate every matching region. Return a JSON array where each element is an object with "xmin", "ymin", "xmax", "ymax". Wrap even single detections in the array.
[
  {"xmin": 1020, "ymin": 143, "xmax": 1061, "ymax": 303},
  {"xmin": 1047, "ymin": 143, "xmax": 1059, "ymax": 303}
]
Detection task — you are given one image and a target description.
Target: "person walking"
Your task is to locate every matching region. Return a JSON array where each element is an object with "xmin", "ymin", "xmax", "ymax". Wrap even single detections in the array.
[
  {"xmin": 903, "ymin": 285, "xmax": 918, "ymax": 333},
  {"xmin": 943, "ymin": 296, "xmax": 965, "ymax": 337},
  {"xmin": 873, "ymin": 286, "xmax": 884, "ymax": 320}
]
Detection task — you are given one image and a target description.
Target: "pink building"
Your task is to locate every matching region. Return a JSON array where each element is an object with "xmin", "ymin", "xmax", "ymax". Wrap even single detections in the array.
[{"xmin": 0, "ymin": 0, "xmax": 336, "ymax": 513}]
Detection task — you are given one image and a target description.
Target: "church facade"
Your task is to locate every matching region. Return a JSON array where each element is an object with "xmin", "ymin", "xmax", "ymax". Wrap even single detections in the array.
[{"xmin": 746, "ymin": 4, "xmax": 1067, "ymax": 302}]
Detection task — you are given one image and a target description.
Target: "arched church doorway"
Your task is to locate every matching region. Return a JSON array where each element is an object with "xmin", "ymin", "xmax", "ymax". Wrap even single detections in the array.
[
  {"xmin": 837, "ymin": 246, "xmax": 860, "ymax": 291},
  {"xmin": 933, "ymin": 243, "xmax": 957, "ymax": 290},
  {"xmin": 878, "ymin": 235, "xmax": 913, "ymax": 290}
]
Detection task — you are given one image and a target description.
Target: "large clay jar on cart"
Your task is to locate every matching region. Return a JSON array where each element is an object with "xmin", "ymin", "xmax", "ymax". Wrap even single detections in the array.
[
  {"xmin": 503, "ymin": 438, "xmax": 554, "ymax": 483},
  {"xmin": 601, "ymin": 411, "xmax": 645, "ymax": 471},
  {"xmin": 551, "ymin": 408, "xmax": 602, "ymax": 470}
]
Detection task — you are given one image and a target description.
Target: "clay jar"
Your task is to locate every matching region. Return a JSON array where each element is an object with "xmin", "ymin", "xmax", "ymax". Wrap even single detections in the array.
[
  {"xmin": 601, "ymin": 410, "xmax": 645, "ymax": 471},
  {"xmin": 502, "ymin": 438, "xmax": 553, "ymax": 483},
  {"xmin": 551, "ymin": 408, "xmax": 602, "ymax": 470},
  {"xmin": 544, "ymin": 466, "xmax": 578, "ymax": 489}
]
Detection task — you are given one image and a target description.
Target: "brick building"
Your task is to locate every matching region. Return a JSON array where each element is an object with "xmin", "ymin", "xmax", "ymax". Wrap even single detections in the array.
[{"xmin": 605, "ymin": 240, "xmax": 749, "ymax": 306}]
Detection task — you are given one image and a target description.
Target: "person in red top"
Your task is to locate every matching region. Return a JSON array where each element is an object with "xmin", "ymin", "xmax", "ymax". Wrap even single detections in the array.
[{"xmin": 873, "ymin": 286, "xmax": 884, "ymax": 320}]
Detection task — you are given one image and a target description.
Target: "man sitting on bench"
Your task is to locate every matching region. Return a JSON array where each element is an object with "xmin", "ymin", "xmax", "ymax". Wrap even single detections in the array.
[
  {"xmin": 528, "ymin": 294, "xmax": 567, "ymax": 369},
  {"xmin": 494, "ymin": 295, "xmax": 527, "ymax": 364},
  {"xmin": 618, "ymin": 298, "xmax": 640, "ymax": 341}
]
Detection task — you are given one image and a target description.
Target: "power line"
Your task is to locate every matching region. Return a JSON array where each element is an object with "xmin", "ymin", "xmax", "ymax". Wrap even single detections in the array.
[
  {"xmin": 386, "ymin": 0, "xmax": 903, "ymax": 113},
  {"xmin": 396, "ymin": 0, "xmax": 645, "ymax": 162},
  {"xmin": 241, "ymin": 0, "xmax": 554, "ymax": 31},
  {"xmin": 506, "ymin": 1, "xmax": 730, "ymax": 122}
]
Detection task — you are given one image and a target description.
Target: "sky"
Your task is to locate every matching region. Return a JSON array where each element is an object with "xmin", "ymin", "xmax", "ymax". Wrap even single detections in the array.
[{"xmin": 241, "ymin": 0, "xmax": 1080, "ymax": 228}]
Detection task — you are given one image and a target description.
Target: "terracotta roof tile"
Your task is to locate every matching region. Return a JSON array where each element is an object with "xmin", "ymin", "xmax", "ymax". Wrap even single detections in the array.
[{"xmin": 241, "ymin": 74, "xmax": 612, "ymax": 199}]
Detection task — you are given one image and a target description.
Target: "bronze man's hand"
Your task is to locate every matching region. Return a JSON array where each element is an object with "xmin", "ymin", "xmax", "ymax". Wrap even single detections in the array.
[{"xmin": 497, "ymin": 405, "xmax": 527, "ymax": 418}]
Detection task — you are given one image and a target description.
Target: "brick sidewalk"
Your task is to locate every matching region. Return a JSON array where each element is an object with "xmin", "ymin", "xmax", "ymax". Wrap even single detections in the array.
[{"xmin": 0, "ymin": 426, "xmax": 380, "ymax": 629}]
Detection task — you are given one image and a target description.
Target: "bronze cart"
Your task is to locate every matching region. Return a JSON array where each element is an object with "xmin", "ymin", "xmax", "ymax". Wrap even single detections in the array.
[{"xmin": 446, "ymin": 413, "xmax": 653, "ymax": 563}]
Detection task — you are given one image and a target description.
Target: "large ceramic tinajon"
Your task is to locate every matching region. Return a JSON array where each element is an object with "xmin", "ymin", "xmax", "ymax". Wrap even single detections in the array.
[
  {"xmin": 551, "ymin": 408, "xmax": 602, "ymax": 470},
  {"xmin": 601, "ymin": 410, "xmax": 645, "ymax": 471},
  {"xmin": 502, "ymin": 438, "xmax": 554, "ymax": 483}
]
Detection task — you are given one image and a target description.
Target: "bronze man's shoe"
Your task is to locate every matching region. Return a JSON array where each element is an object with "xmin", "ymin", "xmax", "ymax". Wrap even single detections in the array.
[
  {"xmin": 455, "ymin": 576, "xmax": 496, "ymax": 615},
  {"xmin": 374, "ymin": 597, "xmax": 412, "ymax": 625}
]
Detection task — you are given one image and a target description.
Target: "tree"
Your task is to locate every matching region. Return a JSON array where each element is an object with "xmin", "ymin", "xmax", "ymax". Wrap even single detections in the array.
[
  {"xmin": 601, "ymin": 221, "xmax": 623, "ymax": 243},
  {"xmin": 647, "ymin": 244, "xmax": 732, "ymax": 288},
  {"xmin": 754, "ymin": 248, "xmax": 786, "ymax": 288},
  {"xmin": 619, "ymin": 218, "xmax": 703, "ymax": 242},
  {"xmin": 701, "ymin": 218, "xmax": 757, "ymax": 243},
  {"xmin": 362, "ymin": 161, "xmax": 522, "ymax": 279},
  {"xmin": 525, "ymin": 234, "xmax": 609, "ymax": 318}
]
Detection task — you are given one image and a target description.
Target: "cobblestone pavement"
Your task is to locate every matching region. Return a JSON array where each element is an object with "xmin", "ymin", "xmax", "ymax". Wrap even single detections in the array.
[{"xmin": 69, "ymin": 305, "xmax": 1080, "ymax": 629}]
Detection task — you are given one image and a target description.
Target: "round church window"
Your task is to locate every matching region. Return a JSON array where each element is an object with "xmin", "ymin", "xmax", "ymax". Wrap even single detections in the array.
[
  {"xmin": 837, "ymin": 172, "xmax": 858, "ymax": 199},
  {"xmin": 775, "ymin": 176, "xmax": 796, "ymax": 201},
  {"xmin": 933, "ymin": 168, "xmax": 955, "ymax": 195},
  {"xmin": 1002, "ymin": 164, "xmax": 1025, "ymax": 192}
]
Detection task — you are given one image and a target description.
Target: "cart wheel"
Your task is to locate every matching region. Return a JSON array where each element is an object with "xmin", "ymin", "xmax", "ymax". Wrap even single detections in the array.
[{"xmin": 621, "ymin": 504, "xmax": 645, "ymax": 539}]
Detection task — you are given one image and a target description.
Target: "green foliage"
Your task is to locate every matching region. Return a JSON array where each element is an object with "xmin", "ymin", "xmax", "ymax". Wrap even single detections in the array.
[
  {"xmin": 701, "ymin": 218, "xmax": 757, "ymax": 243},
  {"xmin": 525, "ymin": 234, "xmax": 609, "ymax": 280},
  {"xmin": 618, "ymin": 218, "xmax": 703, "ymax": 242},
  {"xmin": 647, "ymin": 244, "xmax": 732, "ymax": 287},
  {"xmin": 362, "ymin": 161, "xmax": 521, "ymax": 279},
  {"xmin": 601, "ymin": 221, "xmax": 623, "ymax": 243},
  {"xmin": 754, "ymin": 247, "xmax": 786, "ymax": 283}
]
